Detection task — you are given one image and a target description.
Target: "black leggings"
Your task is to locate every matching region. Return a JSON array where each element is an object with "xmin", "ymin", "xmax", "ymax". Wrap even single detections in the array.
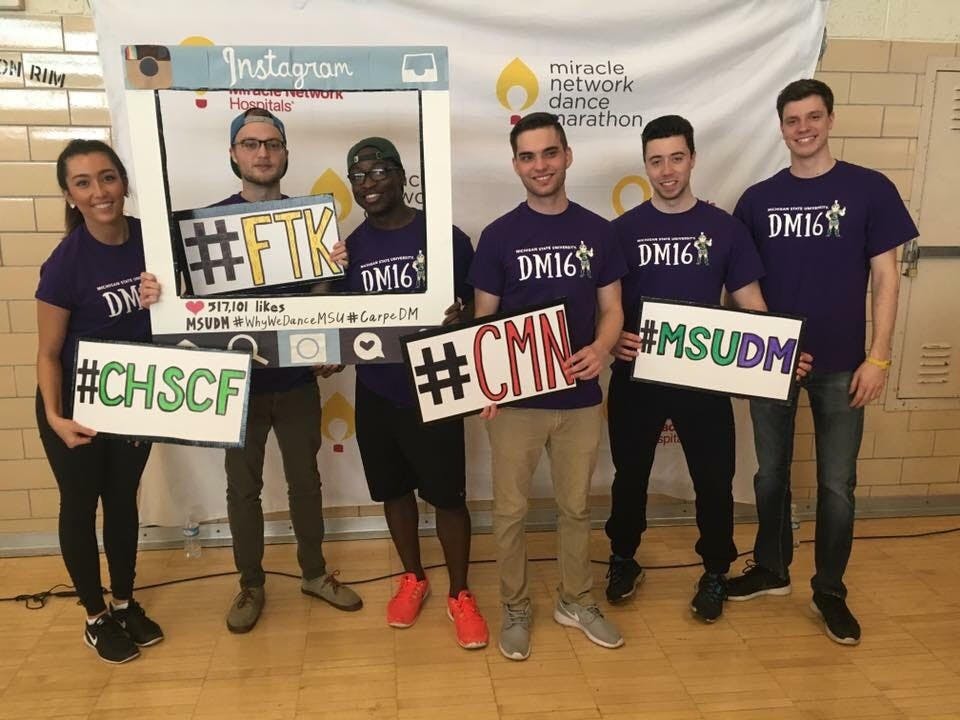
[{"xmin": 36, "ymin": 391, "xmax": 151, "ymax": 615}]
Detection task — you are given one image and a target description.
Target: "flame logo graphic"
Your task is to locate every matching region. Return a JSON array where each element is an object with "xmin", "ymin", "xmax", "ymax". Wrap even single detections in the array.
[
  {"xmin": 321, "ymin": 391, "xmax": 355, "ymax": 453},
  {"xmin": 179, "ymin": 35, "xmax": 215, "ymax": 108},
  {"xmin": 612, "ymin": 175, "xmax": 652, "ymax": 216},
  {"xmin": 311, "ymin": 169, "xmax": 353, "ymax": 223},
  {"xmin": 496, "ymin": 58, "xmax": 538, "ymax": 117}
]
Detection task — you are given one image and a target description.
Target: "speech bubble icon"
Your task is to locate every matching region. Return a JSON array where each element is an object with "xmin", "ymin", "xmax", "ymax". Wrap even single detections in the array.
[{"xmin": 353, "ymin": 332, "xmax": 384, "ymax": 360}]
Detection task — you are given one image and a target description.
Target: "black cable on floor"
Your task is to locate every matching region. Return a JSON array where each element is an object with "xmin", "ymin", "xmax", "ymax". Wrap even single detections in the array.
[{"xmin": 3, "ymin": 524, "xmax": 959, "ymax": 609}]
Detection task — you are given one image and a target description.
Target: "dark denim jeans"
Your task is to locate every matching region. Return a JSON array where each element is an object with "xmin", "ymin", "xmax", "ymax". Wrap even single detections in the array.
[
  {"xmin": 750, "ymin": 370, "xmax": 863, "ymax": 598},
  {"xmin": 225, "ymin": 382, "xmax": 326, "ymax": 588}
]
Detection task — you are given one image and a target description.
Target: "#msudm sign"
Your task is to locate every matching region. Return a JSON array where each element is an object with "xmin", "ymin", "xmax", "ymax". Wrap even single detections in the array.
[
  {"xmin": 174, "ymin": 195, "xmax": 343, "ymax": 296},
  {"xmin": 71, "ymin": 340, "xmax": 252, "ymax": 447},
  {"xmin": 631, "ymin": 298, "xmax": 805, "ymax": 403},
  {"xmin": 402, "ymin": 301, "xmax": 576, "ymax": 423}
]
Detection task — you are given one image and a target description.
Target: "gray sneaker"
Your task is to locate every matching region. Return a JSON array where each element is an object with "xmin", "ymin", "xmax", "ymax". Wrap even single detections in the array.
[
  {"xmin": 499, "ymin": 602, "xmax": 532, "ymax": 661},
  {"xmin": 553, "ymin": 597, "xmax": 624, "ymax": 649},
  {"xmin": 301, "ymin": 571, "xmax": 363, "ymax": 612},
  {"xmin": 226, "ymin": 586, "xmax": 265, "ymax": 634}
]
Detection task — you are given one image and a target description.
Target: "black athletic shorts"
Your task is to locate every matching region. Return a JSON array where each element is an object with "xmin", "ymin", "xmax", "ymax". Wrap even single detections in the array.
[{"xmin": 354, "ymin": 379, "xmax": 467, "ymax": 509}]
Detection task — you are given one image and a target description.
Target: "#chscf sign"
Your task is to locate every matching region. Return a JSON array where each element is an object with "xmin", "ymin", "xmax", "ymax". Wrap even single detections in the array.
[
  {"xmin": 401, "ymin": 301, "xmax": 576, "ymax": 423},
  {"xmin": 71, "ymin": 340, "xmax": 252, "ymax": 447},
  {"xmin": 631, "ymin": 298, "xmax": 805, "ymax": 403},
  {"xmin": 173, "ymin": 195, "xmax": 344, "ymax": 296}
]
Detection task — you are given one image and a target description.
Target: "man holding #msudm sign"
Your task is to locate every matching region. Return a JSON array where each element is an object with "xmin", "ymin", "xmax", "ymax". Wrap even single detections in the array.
[{"xmin": 604, "ymin": 114, "xmax": 781, "ymax": 625}]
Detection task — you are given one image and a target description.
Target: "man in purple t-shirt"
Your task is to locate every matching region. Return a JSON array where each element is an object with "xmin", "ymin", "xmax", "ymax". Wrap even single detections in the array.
[
  {"xmin": 143, "ymin": 108, "xmax": 361, "ymax": 633},
  {"xmin": 604, "ymin": 115, "xmax": 767, "ymax": 624},
  {"xmin": 340, "ymin": 136, "xmax": 489, "ymax": 650},
  {"xmin": 728, "ymin": 80, "xmax": 918, "ymax": 645},
  {"xmin": 470, "ymin": 112, "xmax": 626, "ymax": 661}
]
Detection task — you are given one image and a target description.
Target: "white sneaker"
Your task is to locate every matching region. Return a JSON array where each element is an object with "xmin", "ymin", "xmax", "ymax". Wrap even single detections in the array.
[{"xmin": 553, "ymin": 597, "xmax": 624, "ymax": 649}]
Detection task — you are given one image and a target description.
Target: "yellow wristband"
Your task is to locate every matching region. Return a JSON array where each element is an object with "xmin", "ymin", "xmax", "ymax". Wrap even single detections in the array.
[{"xmin": 866, "ymin": 356, "xmax": 891, "ymax": 370}]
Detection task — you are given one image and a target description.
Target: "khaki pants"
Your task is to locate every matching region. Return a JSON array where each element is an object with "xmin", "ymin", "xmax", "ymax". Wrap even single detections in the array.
[{"xmin": 487, "ymin": 405, "xmax": 602, "ymax": 606}]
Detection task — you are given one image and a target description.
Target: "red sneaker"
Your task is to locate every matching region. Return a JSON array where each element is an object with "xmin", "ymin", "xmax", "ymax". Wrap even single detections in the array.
[
  {"xmin": 387, "ymin": 572, "xmax": 430, "ymax": 628},
  {"xmin": 446, "ymin": 590, "xmax": 489, "ymax": 649}
]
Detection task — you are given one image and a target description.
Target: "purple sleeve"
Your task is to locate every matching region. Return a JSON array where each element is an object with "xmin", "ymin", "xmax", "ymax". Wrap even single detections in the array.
[
  {"xmin": 866, "ymin": 173, "xmax": 918, "ymax": 258},
  {"xmin": 452, "ymin": 226, "xmax": 474, "ymax": 302},
  {"xmin": 35, "ymin": 241, "xmax": 75, "ymax": 310},
  {"xmin": 467, "ymin": 226, "xmax": 505, "ymax": 297},
  {"xmin": 596, "ymin": 222, "xmax": 627, "ymax": 287},
  {"xmin": 724, "ymin": 217, "xmax": 765, "ymax": 293},
  {"xmin": 732, "ymin": 190, "xmax": 761, "ymax": 248}
]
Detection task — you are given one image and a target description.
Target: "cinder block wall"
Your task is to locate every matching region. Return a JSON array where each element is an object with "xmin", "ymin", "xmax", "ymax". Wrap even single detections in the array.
[
  {"xmin": 0, "ymin": 3, "xmax": 958, "ymax": 540},
  {"xmin": 789, "ymin": 38, "xmax": 960, "ymax": 502},
  {"xmin": 1, "ymin": 9, "xmax": 109, "ymax": 535}
]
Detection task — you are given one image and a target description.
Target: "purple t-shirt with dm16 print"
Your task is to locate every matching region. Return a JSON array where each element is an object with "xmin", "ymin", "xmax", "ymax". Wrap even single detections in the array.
[
  {"xmin": 734, "ymin": 161, "xmax": 918, "ymax": 373},
  {"xmin": 469, "ymin": 201, "xmax": 627, "ymax": 410},
  {"xmin": 611, "ymin": 199, "xmax": 765, "ymax": 373},
  {"xmin": 344, "ymin": 210, "xmax": 475, "ymax": 408},
  {"xmin": 35, "ymin": 216, "xmax": 150, "ymax": 415}
]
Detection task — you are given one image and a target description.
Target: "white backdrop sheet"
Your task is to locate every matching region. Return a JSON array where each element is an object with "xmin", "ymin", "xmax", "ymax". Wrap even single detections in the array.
[{"xmin": 90, "ymin": 0, "xmax": 826, "ymax": 525}]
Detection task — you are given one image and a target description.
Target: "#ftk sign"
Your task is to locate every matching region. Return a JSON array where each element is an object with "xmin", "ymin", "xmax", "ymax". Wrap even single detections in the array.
[{"xmin": 173, "ymin": 195, "xmax": 343, "ymax": 297}]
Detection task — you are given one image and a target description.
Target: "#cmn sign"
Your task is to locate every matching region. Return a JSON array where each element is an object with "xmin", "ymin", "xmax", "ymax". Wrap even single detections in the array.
[{"xmin": 402, "ymin": 301, "xmax": 576, "ymax": 423}]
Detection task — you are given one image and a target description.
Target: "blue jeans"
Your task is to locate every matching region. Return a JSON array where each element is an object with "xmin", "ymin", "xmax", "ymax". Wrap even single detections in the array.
[{"xmin": 750, "ymin": 371, "xmax": 863, "ymax": 598}]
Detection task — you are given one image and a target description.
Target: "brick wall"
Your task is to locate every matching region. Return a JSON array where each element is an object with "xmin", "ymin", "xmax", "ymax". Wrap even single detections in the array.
[
  {"xmin": 0, "ymin": 11, "xmax": 105, "ymax": 534},
  {"xmin": 0, "ymin": 12, "xmax": 958, "ymax": 539},
  {"xmin": 800, "ymin": 39, "xmax": 960, "ymax": 502}
]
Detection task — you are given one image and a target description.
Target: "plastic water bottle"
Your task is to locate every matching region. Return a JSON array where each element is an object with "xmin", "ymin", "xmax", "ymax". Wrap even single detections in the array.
[
  {"xmin": 790, "ymin": 503, "xmax": 801, "ymax": 548},
  {"xmin": 183, "ymin": 516, "xmax": 201, "ymax": 559}
]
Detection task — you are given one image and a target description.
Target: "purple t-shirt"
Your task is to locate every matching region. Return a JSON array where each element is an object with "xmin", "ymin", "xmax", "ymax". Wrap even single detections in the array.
[
  {"xmin": 469, "ymin": 201, "xmax": 626, "ymax": 409},
  {"xmin": 612, "ymin": 199, "xmax": 765, "ymax": 372},
  {"xmin": 211, "ymin": 193, "xmax": 315, "ymax": 395},
  {"xmin": 344, "ymin": 210, "xmax": 474, "ymax": 407},
  {"xmin": 734, "ymin": 161, "xmax": 917, "ymax": 372},
  {"xmin": 36, "ymin": 216, "xmax": 150, "ymax": 415}
]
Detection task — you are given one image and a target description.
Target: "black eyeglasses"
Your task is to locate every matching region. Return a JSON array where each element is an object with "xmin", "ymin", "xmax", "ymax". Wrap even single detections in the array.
[
  {"xmin": 348, "ymin": 167, "xmax": 401, "ymax": 185},
  {"xmin": 233, "ymin": 138, "xmax": 286, "ymax": 153}
]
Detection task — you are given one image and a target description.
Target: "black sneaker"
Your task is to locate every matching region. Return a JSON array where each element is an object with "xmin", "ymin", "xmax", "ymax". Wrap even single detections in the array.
[
  {"xmin": 726, "ymin": 561, "xmax": 791, "ymax": 601},
  {"xmin": 605, "ymin": 555, "xmax": 645, "ymax": 603},
  {"xmin": 691, "ymin": 572, "xmax": 727, "ymax": 623},
  {"xmin": 112, "ymin": 599, "xmax": 164, "ymax": 647},
  {"xmin": 811, "ymin": 592, "xmax": 861, "ymax": 645},
  {"xmin": 84, "ymin": 614, "xmax": 140, "ymax": 664}
]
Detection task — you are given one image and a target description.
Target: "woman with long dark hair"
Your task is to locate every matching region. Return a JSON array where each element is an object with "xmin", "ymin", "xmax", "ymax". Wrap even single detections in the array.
[{"xmin": 36, "ymin": 139, "xmax": 163, "ymax": 664}]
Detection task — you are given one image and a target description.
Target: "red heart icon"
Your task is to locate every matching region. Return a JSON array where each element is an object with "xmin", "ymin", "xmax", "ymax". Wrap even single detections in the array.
[{"xmin": 186, "ymin": 300, "xmax": 205, "ymax": 315}]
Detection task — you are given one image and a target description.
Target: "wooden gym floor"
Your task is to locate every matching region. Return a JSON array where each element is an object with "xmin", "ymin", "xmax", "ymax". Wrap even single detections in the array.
[{"xmin": 1, "ymin": 515, "xmax": 959, "ymax": 720}]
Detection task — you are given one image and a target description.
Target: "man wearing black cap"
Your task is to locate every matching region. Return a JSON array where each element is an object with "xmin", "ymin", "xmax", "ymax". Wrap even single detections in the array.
[
  {"xmin": 340, "ymin": 137, "xmax": 489, "ymax": 650},
  {"xmin": 141, "ymin": 108, "xmax": 362, "ymax": 633}
]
